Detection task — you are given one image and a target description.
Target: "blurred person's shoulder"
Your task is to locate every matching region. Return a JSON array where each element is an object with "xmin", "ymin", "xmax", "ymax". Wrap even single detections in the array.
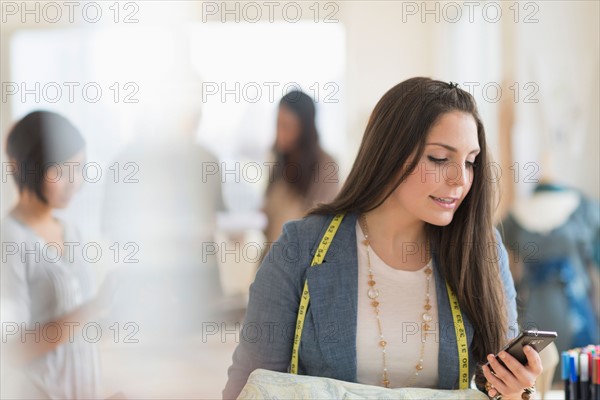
[
  {"xmin": 317, "ymin": 148, "xmax": 337, "ymax": 168},
  {"xmin": 315, "ymin": 148, "xmax": 340, "ymax": 187},
  {"xmin": 1, "ymin": 214, "xmax": 30, "ymax": 243}
]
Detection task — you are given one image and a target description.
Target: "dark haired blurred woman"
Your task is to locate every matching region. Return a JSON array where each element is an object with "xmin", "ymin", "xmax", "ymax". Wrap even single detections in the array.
[
  {"xmin": 224, "ymin": 78, "xmax": 543, "ymax": 400},
  {"xmin": 263, "ymin": 90, "xmax": 339, "ymax": 244},
  {"xmin": 1, "ymin": 111, "xmax": 114, "ymax": 399}
]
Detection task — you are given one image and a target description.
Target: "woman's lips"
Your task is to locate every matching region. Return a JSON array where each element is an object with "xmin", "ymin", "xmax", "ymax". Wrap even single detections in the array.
[{"xmin": 429, "ymin": 195, "xmax": 458, "ymax": 209}]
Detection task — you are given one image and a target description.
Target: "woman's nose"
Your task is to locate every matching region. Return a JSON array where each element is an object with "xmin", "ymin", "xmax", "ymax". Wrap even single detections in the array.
[{"xmin": 445, "ymin": 162, "xmax": 469, "ymax": 187}]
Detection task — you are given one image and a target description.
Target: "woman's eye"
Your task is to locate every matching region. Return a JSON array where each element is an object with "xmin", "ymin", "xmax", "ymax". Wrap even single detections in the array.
[
  {"xmin": 427, "ymin": 156, "xmax": 447, "ymax": 164},
  {"xmin": 428, "ymin": 155, "xmax": 477, "ymax": 168}
]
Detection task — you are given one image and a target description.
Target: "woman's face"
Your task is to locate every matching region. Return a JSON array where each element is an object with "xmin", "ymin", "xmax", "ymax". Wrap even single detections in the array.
[
  {"xmin": 275, "ymin": 105, "xmax": 301, "ymax": 154},
  {"xmin": 392, "ymin": 111, "xmax": 480, "ymax": 226},
  {"xmin": 42, "ymin": 149, "xmax": 86, "ymax": 209}
]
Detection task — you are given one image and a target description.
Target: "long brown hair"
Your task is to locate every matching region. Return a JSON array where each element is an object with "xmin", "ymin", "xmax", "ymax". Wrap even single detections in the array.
[{"xmin": 309, "ymin": 77, "xmax": 508, "ymax": 367}]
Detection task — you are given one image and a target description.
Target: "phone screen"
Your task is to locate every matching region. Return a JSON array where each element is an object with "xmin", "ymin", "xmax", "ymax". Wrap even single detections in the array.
[{"xmin": 484, "ymin": 330, "xmax": 557, "ymax": 369}]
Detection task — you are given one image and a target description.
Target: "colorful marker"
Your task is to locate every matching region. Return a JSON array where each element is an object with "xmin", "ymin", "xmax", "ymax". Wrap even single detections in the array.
[
  {"xmin": 564, "ymin": 351, "xmax": 572, "ymax": 400},
  {"xmin": 592, "ymin": 353, "xmax": 600, "ymax": 400},
  {"xmin": 571, "ymin": 353, "xmax": 580, "ymax": 400},
  {"xmin": 582, "ymin": 352, "xmax": 590, "ymax": 400}
]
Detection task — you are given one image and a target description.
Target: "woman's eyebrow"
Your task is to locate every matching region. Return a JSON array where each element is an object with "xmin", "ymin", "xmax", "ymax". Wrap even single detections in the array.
[{"xmin": 426, "ymin": 142, "xmax": 480, "ymax": 154}]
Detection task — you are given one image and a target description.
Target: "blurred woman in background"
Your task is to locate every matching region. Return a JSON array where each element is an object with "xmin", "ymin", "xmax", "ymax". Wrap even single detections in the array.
[
  {"xmin": 1, "ymin": 111, "xmax": 115, "ymax": 399},
  {"xmin": 263, "ymin": 90, "xmax": 339, "ymax": 244}
]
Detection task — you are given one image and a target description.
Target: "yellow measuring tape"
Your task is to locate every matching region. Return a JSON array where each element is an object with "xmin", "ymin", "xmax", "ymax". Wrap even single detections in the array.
[
  {"xmin": 446, "ymin": 281, "xmax": 469, "ymax": 389},
  {"xmin": 290, "ymin": 213, "xmax": 469, "ymax": 390},
  {"xmin": 290, "ymin": 213, "xmax": 344, "ymax": 374}
]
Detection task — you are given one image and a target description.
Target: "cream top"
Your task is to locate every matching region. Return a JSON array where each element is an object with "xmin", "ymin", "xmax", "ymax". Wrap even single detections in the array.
[{"xmin": 355, "ymin": 220, "xmax": 439, "ymax": 388}]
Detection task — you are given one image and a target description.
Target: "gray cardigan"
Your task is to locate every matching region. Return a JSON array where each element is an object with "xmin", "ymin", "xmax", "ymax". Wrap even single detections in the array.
[{"xmin": 223, "ymin": 213, "xmax": 518, "ymax": 399}]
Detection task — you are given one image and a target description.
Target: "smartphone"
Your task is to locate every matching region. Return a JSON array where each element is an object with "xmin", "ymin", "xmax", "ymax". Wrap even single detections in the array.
[{"xmin": 484, "ymin": 330, "xmax": 558, "ymax": 371}]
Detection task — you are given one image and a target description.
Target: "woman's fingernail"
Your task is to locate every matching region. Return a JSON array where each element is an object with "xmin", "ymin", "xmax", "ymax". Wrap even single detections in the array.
[
  {"xmin": 499, "ymin": 352, "xmax": 506, "ymax": 359},
  {"xmin": 488, "ymin": 355, "xmax": 494, "ymax": 361}
]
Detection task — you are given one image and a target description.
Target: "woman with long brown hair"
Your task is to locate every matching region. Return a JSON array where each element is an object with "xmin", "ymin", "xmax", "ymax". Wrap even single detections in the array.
[{"xmin": 223, "ymin": 77, "xmax": 543, "ymax": 400}]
